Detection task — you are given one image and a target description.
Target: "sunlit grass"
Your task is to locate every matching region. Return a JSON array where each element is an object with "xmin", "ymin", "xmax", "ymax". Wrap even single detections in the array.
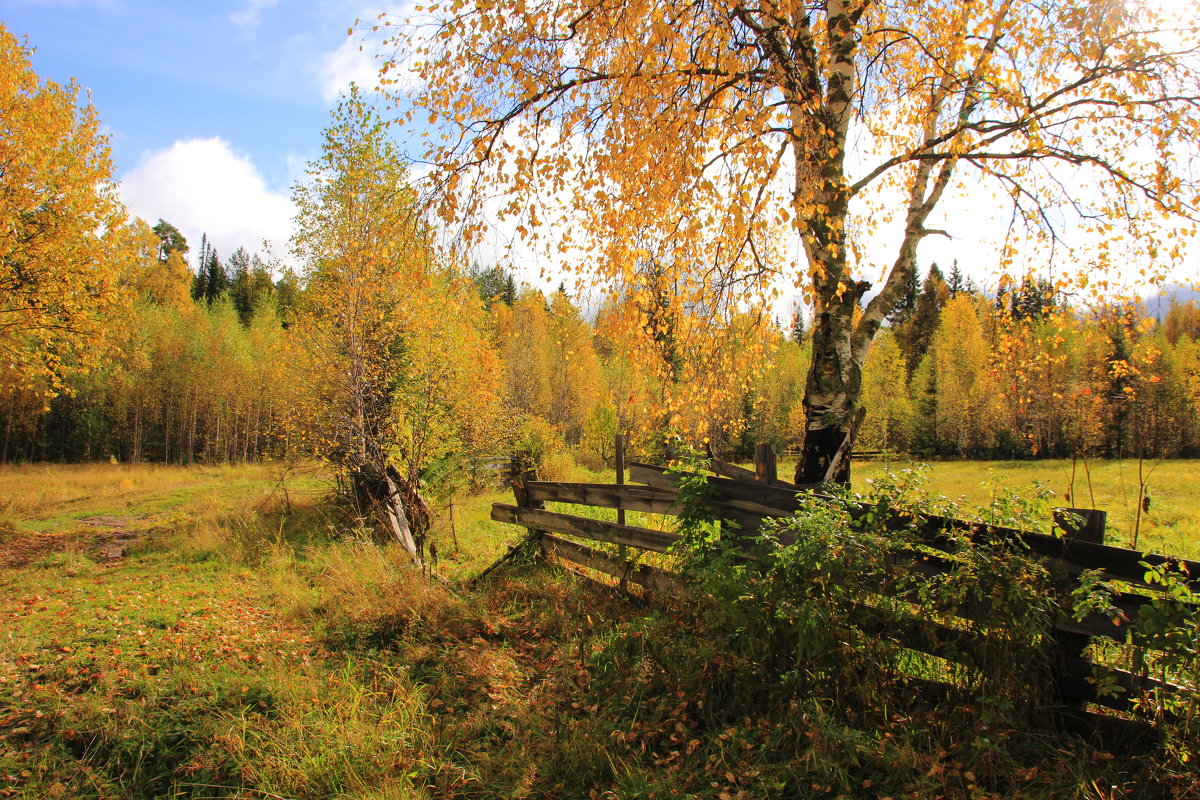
[
  {"xmin": 852, "ymin": 457, "xmax": 1200, "ymax": 558},
  {"xmin": 1, "ymin": 460, "xmax": 1195, "ymax": 798},
  {"xmin": 0, "ymin": 460, "xmax": 328, "ymax": 534}
]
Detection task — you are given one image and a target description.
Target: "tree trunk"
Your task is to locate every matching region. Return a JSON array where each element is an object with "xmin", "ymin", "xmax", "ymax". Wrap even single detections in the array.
[{"xmin": 795, "ymin": 294, "xmax": 865, "ymax": 485}]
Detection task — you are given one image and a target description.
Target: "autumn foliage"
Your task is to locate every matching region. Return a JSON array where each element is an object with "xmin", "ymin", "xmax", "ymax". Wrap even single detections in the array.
[{"xmin": 0, "ymin": 26, "xmax": 125, "ymax": 396}]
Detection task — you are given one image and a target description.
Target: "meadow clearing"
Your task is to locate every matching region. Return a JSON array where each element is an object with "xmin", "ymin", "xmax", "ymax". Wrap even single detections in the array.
[
  {"xmin": 1, "ymin": 459, "xmax": 1198, "ymax": 799},
  {"xmin": 851, "ymin": 458, "xmax": 1200, "ymax": 559}
]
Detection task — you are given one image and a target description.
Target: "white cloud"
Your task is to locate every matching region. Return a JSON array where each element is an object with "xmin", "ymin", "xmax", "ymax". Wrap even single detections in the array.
[
  {"xmin": 316, "ymin": 3, "xmax": 429, "ymax": 103},
  {"xmin": 317, "ymin": 31, "xmax": 386, "ymax": 103},
  {"xmin": 229, "ymin": 0, "xmax": 281, "ymax": 32},
  {"xmin": 119, "ymin": 137, "xmax": 296, "ymax": 267}
]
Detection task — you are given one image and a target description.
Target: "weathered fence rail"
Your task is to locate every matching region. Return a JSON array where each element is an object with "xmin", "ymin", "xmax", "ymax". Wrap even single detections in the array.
[{"xmin": 489, "ymin": 441, "xmax": 1199, "ymax": 737}]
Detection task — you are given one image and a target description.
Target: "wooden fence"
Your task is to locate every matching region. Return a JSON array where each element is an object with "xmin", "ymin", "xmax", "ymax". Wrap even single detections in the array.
[{"xmin": 490, "ymin": 440, "xmax": 1200, "ymax": 738}]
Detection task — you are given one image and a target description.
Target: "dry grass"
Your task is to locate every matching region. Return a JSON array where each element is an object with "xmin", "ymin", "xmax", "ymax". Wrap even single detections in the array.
[{"xmin": 0, "ymin": 460, "xmax": 328, "ymax": 534}]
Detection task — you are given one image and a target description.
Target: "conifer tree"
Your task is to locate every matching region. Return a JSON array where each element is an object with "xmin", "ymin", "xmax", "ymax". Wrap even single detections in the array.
[
  {"xmin": 152, "ymin": 219, "xmax": 188, "ymax": 263},
  {"xmin": 228, "ymin": 247, "xmax": 253, "ymax": 323},
  {"xmin": 897, "ymin": 264, "xmax": 949, "ymax": 372},
  {"xmin": 192, "ymin": 233, "xmax": 211, "ymax": 301},
  {"xmin": 885, "ymin": 265, "xmax": 919, "ymax": 327},
  {"xmin": 472, "ymin": 264, "xmax": 519, "ymax": 308},
  {"xmin": 202, "ymin": 249, "xmax": 227, "ymax": 305},
  {"xmin": 946, "ymin": 261, "xmax": 974, "ymax": 298},
  {"xmin": 790, "ymin": 302, "xmax": 808, "ymax": 345}
]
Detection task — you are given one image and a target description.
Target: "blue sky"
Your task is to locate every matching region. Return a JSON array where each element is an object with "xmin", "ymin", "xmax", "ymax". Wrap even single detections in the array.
[
  {"xmin": 2, "ymin": 0, "xmax": 1194, "ymax": 305},
  {"xmin": 2, "ymin": 0, "xmax": 390, "ymax": 263}
]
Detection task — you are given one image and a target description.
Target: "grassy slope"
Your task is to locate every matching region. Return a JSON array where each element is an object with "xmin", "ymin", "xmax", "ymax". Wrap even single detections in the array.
[{"xmin": 1, "ymin": 462, "xmax": 1195, "ymax": 799}]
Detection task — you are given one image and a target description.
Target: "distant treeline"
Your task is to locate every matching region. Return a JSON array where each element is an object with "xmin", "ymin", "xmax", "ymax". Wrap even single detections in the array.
[
  {"xmin": 2, "ymin": 230, "xmax": 1199, "ymax": 465},
  {"xmin": 1, "ymin": 220, "xmax": 298, "ymax": 465},
  {"xmin": 831, "ymin": 264, "xmax": 1200, "ymax": 461}
]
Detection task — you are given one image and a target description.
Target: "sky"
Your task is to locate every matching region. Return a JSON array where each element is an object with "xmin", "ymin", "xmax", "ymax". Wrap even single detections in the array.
[
  {"xmin": 1, "ymin": 0, "xmax": 385, "ymax": 265},
  {"xmin": 2, "ymin": 0, "xmax": 1197, "ymax": 314}
]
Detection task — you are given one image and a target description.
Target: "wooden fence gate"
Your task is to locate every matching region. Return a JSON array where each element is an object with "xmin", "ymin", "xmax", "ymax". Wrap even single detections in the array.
[
  {"xmin": 489, "ymin": 441, "xmax": 1200, "ymax": 743},
  {"xmin": 490, "ymin": 440, "xmax": 1200, "ymax": 739}
]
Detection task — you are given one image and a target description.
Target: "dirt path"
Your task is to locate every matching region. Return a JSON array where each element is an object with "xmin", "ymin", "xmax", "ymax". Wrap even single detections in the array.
[{"xmin": 0, "ymin": 515, "xmax": 143, "ymax": 568}]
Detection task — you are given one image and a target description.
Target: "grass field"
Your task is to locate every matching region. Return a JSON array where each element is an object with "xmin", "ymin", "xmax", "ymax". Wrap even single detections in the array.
[
  {"xmin": 851, "ymin": 457, "xmax": 1200, "ymax": 559},
  {"xmin": 1, "ymin": 460, "xmax": 1196, "ymax": 799}
]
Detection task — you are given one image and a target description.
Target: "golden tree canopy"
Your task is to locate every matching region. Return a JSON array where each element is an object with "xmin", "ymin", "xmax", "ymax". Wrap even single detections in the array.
[
  {"xmin": 385, "ymin": 0, "xmax": 1200, "ymax": 474},
  {"xmin": 0, "ymin": 26, "xmax": 125, "ymax": 394}
]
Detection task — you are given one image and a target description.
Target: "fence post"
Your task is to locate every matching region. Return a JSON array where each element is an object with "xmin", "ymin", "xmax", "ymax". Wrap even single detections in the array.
[
  {"xmin": 510, "ymin": 453, "xmax": 542, "ymax": 510},
  {"xmin": 1051, "ymin": 506, "xmax": 1107, "ymax": 718},
  {"xmin": 1052, "ymin": 507, "xmax": 1106, "ymax": 545},
  {"xmin": 616, "ymin": 433, "xmax": 628, "ymax": 590},
  {"xmin": 615, "ymin": 433, "xmax": 626, "ymax": 526},
  {"xmin": 754, "ymin": 442, "xmax": 777, "ymax": 484}
]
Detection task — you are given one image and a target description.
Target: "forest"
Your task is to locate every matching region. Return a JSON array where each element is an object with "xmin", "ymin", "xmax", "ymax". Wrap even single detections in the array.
[
  {"xmin": 7, "ymin": 223, "xmax": 1200, "ymax": 471},
  {"xmin": 4, "ymin": 17, "xmax": 1200, "ymax": 480}
]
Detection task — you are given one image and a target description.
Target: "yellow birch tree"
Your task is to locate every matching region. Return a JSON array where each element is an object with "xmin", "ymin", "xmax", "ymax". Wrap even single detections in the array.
[
  {"xmin": 0, "ymin": 26, "xmax": 126, "ymax": 395},
  {"xmin": 381, "ymin": 0, "xmax": 1200, "ymax": 481}
]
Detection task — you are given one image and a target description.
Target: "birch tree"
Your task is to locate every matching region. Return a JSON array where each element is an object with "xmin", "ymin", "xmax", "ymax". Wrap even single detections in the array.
[
  {"xmin": 386, "ymin": 0, "xmax": 1200, "ymax": 480},
  {"xmin": 0, "ymin": 25, "xmax": 125, "ymax": 395}
]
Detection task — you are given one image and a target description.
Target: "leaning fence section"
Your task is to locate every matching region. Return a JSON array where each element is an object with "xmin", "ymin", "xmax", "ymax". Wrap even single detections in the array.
[{"xmin": 489, "ymin": 439, "xmax": 1200, "ymax": 738}]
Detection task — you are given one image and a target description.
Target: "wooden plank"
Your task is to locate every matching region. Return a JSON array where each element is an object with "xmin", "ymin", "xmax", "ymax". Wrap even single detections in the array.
[
  {"xmin": 525, "ymin": 481, "xmax": 681, "ymax": 515},
  {"xmin": 703, "ymin": 446, "xmax": 802, "ymax": 491},
  {"xmin": 628, "ymin": 462, "xmax": 678, "ymax": 490},
  {"xmin": 540, "ymin": 534, "xmax": 683, "ymax": 594},
  {"xmin": 491, "ymin": 504, "xmax": 681, "ymax": 553},
  {"xmin": 915, "ymin": 513, "xmax": 1200, "ymax": 591},
  {"xmin": 706, "ymin": 458, "xmax": 762, "ymax": 484},
  {"xmin": 381, "ymin": 471, "xmax": 420, "ymax": 559},
  {"xmin": 1058, "ymin": 658, "xmax": 1188, "ymax": 715},
  {"xmin": 630, "ymin": 460, "xmax": 1198, "ymax": 593},
  {"xmin": 619, "ymin": 467, "xmax": 1191, "ymax": 649},
  {"xmin": 628, "ymin": 462, "xmax": 821, "ymax": 516}
]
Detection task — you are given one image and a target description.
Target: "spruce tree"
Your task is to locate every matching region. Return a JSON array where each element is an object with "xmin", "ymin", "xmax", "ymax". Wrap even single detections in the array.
[
  {"xmin": 472, "ymin": 264, "xmax": 519, "ymax": 308},
  {"xmin": 946, "ymin": 260, "xmax": 974, "ymax": 297},
  {"xmin": 886, "ymin": 264, "xmax": 919, "ymax": 327},
  {"xmin": 898, "ymin": 263, "xmax": 949, "ymax": 372},
  {"xmin": 790, "ymin": 305, "xmax": 808, "ymax": 345},
  {"xmin": 1010, "ymin": 275, "xmax": 1056, "ymax": 321},
  {"xmin": 202, "ymin": 249, "xmax": 227, "ymax": 305},
  {"xmin": 192, "ymin": 233, "xmax": 211, "ymax": 301}
]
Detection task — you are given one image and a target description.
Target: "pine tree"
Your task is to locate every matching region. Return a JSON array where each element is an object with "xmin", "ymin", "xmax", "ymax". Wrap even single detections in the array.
[{"xmin": 152, "ymin": 219, "xmax": 188, "ymax": 262}]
